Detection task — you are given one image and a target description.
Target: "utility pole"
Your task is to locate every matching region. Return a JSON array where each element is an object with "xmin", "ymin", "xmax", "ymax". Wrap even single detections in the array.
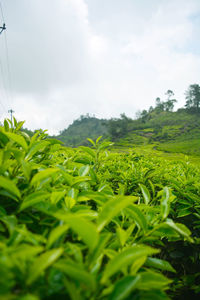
[
  {"xmin": 0, "ymin": 23, "xmax": 6, "ymax": 34},
  {"xmin": 8, "ymin": 109, "xmax": 14, "ymax": 123}
]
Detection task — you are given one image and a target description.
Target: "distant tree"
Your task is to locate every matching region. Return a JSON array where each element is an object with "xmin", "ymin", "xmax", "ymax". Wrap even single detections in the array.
[
  {"xmin": 106, "ymin": 114, "xmax": 131, "ymax": 140},
  {"xmin": 164, "ymin": 90, "xmax": 177, "ymax": 112},
  {"xmin": 165, "ymin": 100, "xmax": 176, "ymax": 111},
  {"xmin": 165, "ymin": 90, "xmax": 174, "ymax": 100},
  {"xmin": 22, "ymin": 127, "xmax": 35, "ymax": 137},
  {"xmin": 155, "ymin": 97, "xmax": 164, "ymax": 112},
  {"xmin": 120, "ymin": 113, "xmax": 130, "ymax": 135},
  {"xmin": 148, "ymin": 106, "xmax": 154, "ymax": 113},
  {"xmin": 106, "ymin": 118, "xmax": 120, "ymax": 140},
  {"xmin": 155, "ymin": 97, "xmax": 161, "ymax": 106},
  {"xmin": 140, "ymin": 109, "xmax": 149, "ymax": 122},
  {"xmin": 57, "ymin": 115, "xmax": 107, "ymax": 146},
  {"xmin": 120, "ymin": 113, "xmax": 130, "ymax": 121},
  {"xmin": 135, "ymin": 110, "xmax": 142, "ymax": 120},
  {"xmin": 185, "ymin": 84, "xmax": 200, "ymax": 112},
  {"xmin": 134, "ymin": 110, "xmax": 149, "ymax": 122},
  {"xmin": 140, "ymin": 110, "xmax": 148, "ymax": 117},
  {"xmin": 164, "ymin": 100, "xmax": 176, "ymax": 111}
]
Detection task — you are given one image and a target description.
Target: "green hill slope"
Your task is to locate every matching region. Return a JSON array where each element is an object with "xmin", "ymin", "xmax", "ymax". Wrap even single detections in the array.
[
  {"xmin": 115, "ymin": 110, "xmax": 200, "ymax": 155},
  {"xmin": 52, "ymin": 108, "xmax": 200, "ymax": 156},
  {"xmin": 55, "ymin": 115, "xmax": 108, "ymax": 147}
]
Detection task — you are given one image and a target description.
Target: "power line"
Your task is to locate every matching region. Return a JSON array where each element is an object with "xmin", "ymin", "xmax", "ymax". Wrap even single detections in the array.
[
  {"xmin": 0, "ymin": 46, "xmax": 10, "ymax": 118},
  {"xmin": 0, "ymin": 100, "xmax": 6, "ymax": 112},
  {"xmin": 0, "ymin": 0, "xmax": 9, "ymax": 120},
  {"xmin": 0, "ymin": 55, "xmax": 10, "ymax": 106},
  {"xmin": 0, "ymin": 1, "xmax": 13, "ymax": 106},
  {"xmin": 0, "ymin": 26, "xmax": 10, "ymax": 115},
  {"xmin": 0, "ymin": 1, "xmax": 5, "ymax": 23},
  {"xmin": 3, "ymin": 32, "xmax": 13, "ymax": 105},
  {"xmin": 0, "ymin": 0, "xmax": 14, "ymax": 120},
  {"xmin": 0, "ymin": 85, "xmax": 7, "ymax": 113}
]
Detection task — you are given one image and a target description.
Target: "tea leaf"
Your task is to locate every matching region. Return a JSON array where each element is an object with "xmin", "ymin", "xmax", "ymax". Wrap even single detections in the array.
[
  {"xmin": 26, "ymin": 141, "xmax": 50, "ymax": 160},
  {"xmin": 78, "ymin": 165, "xmax": 90, "ymax": 176},
  {"xmin": 47, "ymin": 224, "xmax": 69, "ymax": 249},
  {"xmin": 160, "ymin": 187, "xmax": 170, "ymax": 220},
  {"xmin": 6, "ymin": 132, "xmax": 28, "ymax": 150},
  {"xmin": 165, "ymin": 219, "xmax": 193, "ymax": 242},
  {"xmin": 55, "ymin": 260, "xmax": 96, "ymax": 290},
  {"xmin": 31, "ymin": 168, "xmax": 59, "ymax": 185},
  {"xmin": 97, "ymin": 196, "xmax": 137, "ymax": 231},
  {"xmin": 116, "ymin": 227, "xmax": 127, "ymax": 247},
  {"xmin": 64, "ymin": 278, "xmax": 82, "ymax": 300},
  {"xmin": 101, "ymin": 245, "xmax": 159, "ymax": 283},
  {"xmin": 87, "ymin": 138, "xmax": 96, "ymax": 147},
  {"xmin": 131, "ymin": 256, "xmax": 147, "ymax": 275},
  {"xmin": 0, "ymin": 176, "xmax": 21, "ymax": 199},
  {"xmin": 136, "ymin": 271, "xmax": 172, "ymax": 290},
  {"xmin": 0, "ymin": 131, "xmax": 9, "ymax": 145},
  {"xmin": 109, "ymin": 275, "xmax": 140, "ymax": 300},
  {"xmin": 79, "ymin": 146, "xmax": 96, "ymax": 158},
  {"xmin": 20, "ymin": 191, "xmax": 49, "ymax": 211},
  {"xmin": 139, "ymin": 184, "xmax": 151, "ymax": 205},
  {"xmin": 125, "ymin": 205, "xmax": 148, "ymax": 231},
  {"xmin": 27, "ymin": 248, "xmax": 63, "ymax": 284},
  {"xmin": 145, "ymin": 257, "xmax": 176, "ymax": 273},
  {"xmin": 56, "ymin": 213, "xmax": 99, "ymax": 251}
]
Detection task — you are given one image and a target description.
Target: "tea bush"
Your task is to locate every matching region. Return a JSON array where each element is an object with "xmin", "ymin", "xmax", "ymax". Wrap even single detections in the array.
[{"xmin": 0, "ymin": 119, "xmax": 199, "ymax": 299}]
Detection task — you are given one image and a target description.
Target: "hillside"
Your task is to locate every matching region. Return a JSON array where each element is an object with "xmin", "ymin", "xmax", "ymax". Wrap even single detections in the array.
[
  {"xmin": 114, "ymin": 110, "xmax": 200, "ymax": 156},
  {"xmin": 54, "ymin": 115, "xmax": 108, "ymax": 147},
  {"xmin": 53, "ymin": 109, "xmax": 200, "ymax": 156}
]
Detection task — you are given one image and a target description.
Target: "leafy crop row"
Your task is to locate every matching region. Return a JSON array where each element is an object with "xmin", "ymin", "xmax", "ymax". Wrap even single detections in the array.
[{"xmin": 0, "ymin": 119, "xmax": 199, "ymax": 299}]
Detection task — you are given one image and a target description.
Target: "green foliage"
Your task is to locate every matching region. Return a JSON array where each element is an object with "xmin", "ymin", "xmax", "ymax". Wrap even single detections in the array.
[
  {"xmin": 105, "ymin": 114, "xmax": 131, "ymax": 140},
  {"xmin": 0, "ymin": 119, "xmax": 199, "ymax": 299},
  {"xmin": 113, "ymin": 110, "xmax": 200, "ymax": 156},
  {"xmin": 41, "ymin": 102, "xmax": 200, "ymax": 157},
  {"xmin": 157, "ymin": 139, "xmax": 200, "ymax": 156},
  {"xmin": 185, "ymin": 84, "xmax": 200, "ymax": 112},
  {"xmin": 55, "ymin": 114, "xmax": 108, "ymax": 147}
]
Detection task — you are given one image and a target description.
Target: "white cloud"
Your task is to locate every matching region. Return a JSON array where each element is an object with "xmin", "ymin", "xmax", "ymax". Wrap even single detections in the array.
[{"xmin": 0, "ymin": 0, "xmax": 200, "ymax": 134}]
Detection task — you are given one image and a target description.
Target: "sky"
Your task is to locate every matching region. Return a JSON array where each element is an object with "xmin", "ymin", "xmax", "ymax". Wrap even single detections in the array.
[{"xmin": 0, "ymin": 0, "xmax": 200, "ymax": 134}]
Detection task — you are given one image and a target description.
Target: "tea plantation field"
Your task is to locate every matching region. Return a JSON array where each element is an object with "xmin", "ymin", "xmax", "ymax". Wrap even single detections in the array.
[{"xmin": 0, "ymin": 119, "xmax": 200, "ymax": 299}]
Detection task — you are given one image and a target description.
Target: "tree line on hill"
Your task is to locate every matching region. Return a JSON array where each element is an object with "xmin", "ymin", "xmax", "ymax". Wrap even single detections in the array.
[
  {"xmin": 20, "ymin": 83, "xmax": 200, "ymax": 146},
  {"xmin": 105, "ymin": 83, "xmax": 200, "ymax": 140},
  {"xmin": 136, "ymin": 84, "xmax": 200, "ymax": 120}
]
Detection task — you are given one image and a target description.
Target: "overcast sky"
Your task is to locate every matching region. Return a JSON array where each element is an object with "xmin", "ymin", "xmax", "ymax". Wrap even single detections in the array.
[{"xmin": 0, "ymin": 0, "xmax": 200, "ymax": 134}]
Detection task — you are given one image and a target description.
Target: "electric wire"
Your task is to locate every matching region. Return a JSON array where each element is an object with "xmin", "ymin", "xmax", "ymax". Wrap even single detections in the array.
[
  {"xmin": 0, "ymin": 97, "xmax": 7, "ymax": 116},
  {"xmin": 0, "ymin": 0, "xmax": 14, "ymax": 121},
  {"xmin": 1, "ymin": 0, "xmax": 13, "ymax": 108},
  {"xmin": 3, "ymin": 31, "xmax": 13, "ymax": 107},
  {"xmin": 0, "ymin": 0, "xmax": 9, "ymax": 117},
  {"xmin": 0, "ymin": 56, "xmax": 9, "ymax": 119},
  {"xmin": 0, "ymin": 89, "xmax": 7, "ymax": 114},
  {"xmin": 0, "ymin": 1, "xmax": 5, "ymax": 23},
  {"xmin": 0, "ymin": 85, "xmax": 7, "ymax": 114},
  {"xmin": 0, "ymin": 54, "xmax": 10, "ymax": 109}
]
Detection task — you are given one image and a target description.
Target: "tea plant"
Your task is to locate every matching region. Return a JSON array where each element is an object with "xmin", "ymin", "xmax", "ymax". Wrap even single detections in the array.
[{"xmin": 0, "ymin": 119, "xmax": 198, "ymax": 299}]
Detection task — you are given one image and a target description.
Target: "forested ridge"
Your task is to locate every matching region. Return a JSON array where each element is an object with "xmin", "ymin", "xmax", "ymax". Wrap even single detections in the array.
[{"xmin": 52, "ymin": 85, "xmax": 200, "ymax": 156}]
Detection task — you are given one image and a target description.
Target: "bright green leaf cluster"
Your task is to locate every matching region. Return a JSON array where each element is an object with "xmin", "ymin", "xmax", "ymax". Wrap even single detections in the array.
[{"xmin": 0, "ymin": 119, "xmax": 198, "ymax": 299}]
